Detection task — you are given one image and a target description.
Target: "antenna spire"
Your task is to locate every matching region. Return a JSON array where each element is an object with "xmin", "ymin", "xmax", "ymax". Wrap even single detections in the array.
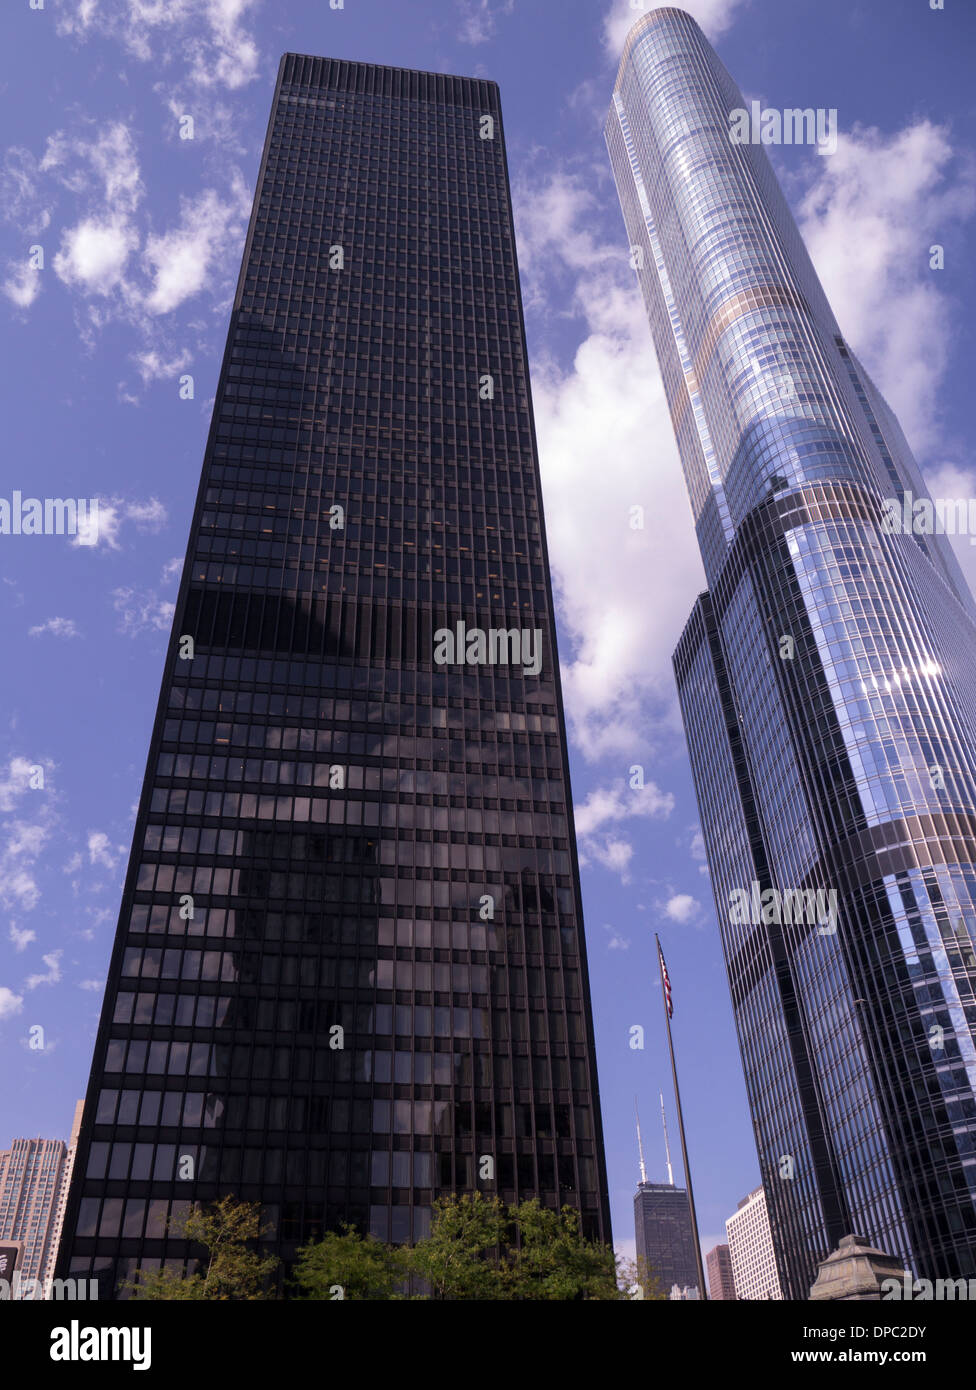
[
  {"xmin": 660, "ymin": 1090, "xmax": 675, "ymax": 1185},
  {"xmin": 635, "ymin": 1096, "xmax": 647, "ymax": 1184}
]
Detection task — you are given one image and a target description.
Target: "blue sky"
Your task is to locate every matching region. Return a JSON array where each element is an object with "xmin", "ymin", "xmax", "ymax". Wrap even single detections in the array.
[{"xmin": 2, "ymin": 0, "xmax": 975, "ymax": 1266}]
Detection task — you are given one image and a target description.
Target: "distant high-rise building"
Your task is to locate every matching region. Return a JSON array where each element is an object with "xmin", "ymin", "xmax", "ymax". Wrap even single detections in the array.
[
  {"xmin": 706, "ymin": 1241, "xmax": 736, "ymax": 1300},
  {"xmin": 0, "ymin": 1105, "xmax": 83, "ymax": 1288},
  {"xmin": 59, "ymin": 52, "xmax": 610, "ymax": 1297},
  {"xmin": 726, "ymin": 1187, "xmax": 782, "ymax": 1301},
  {"xmin": 607, "ymin": 5, "xmax": 976, "ymax": 1297},
  {"xmin": 634, "ymin": 1181, "xmax": 700, "ymax": 1297},
  {"xmin": 633, "ymin": 1092, "xmax": 700, "ymax": 1297},
  {"xmin": 49, "ymin": 1101, "xmax": 84, "ymax": 1281}
]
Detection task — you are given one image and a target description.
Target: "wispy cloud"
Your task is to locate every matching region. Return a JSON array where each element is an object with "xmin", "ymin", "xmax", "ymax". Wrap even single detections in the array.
[
  {"xmin": 28, "ymin": 617, "xmax": 81, "ymax": 639},
  {"xmin": 2, "ymin": 261, "xmax": 42, "ymax": 309},
  {"xmin": 456, "ymin": 0, "xmax": 513, "ymax": 46},
  {"xmin": 71, "ymin": 495, "xmax": 168, "ymax": 550},
  {"xmin": 25, "ymin": 949, "xmax": 63, "ymax": 991},
  {"xmin": 798, "ymin": 120, "xmax": 976, "ymax": 456},
  {"xmin": 9, "ymin": 922, "xmax": 36, "ymax": 953},
  {"xmin": 0, "ymin": 986, "xmax": 24, "ymax": 1020},
  {"xmin": 601, "ymin": 922, "xmax": 631, "ymax": 951},
  {"xmin": 515, "ymin": 168, "xmax": 705, "ymax": 759},
  {"xmin": 87, "ymin": 830, "xmax": 124, "ymax": 870},
  {"xmin": 111, "ymin": 586, "xmax": 175, "ymax": 636},
  {"xmin": 56, "ymin": 0, "xmax": 262, "ymax": 91},
  {"xmin": 143, "ymin": 179, "xmax": 251, "ymax": 315},
  {"xmin": 0, "ymin": 756, "xmax": 49, "ymax": 814}
]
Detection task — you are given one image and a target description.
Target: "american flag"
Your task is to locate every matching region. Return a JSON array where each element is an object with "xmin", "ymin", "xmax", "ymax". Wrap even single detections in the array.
[{"xmin": 659, "ymin": 943, "xmax": 673, "ymax": 1019}]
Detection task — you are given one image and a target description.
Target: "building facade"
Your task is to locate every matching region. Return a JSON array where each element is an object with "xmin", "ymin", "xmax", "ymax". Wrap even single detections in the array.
[
  {"xmin": 706, "ymin": 1240, "xmax": 736, "ymax": 1300},
  {"xmin": 726, "ymin": 1187, "xmax": 782, "ymax": 1301},
  {"xmin": 607, "ymin": 7, "xmax": 976, "ymax": 1297},
  {"xmin": 0, "ymin": 1107, "xmax": 81, "ymax": 1288},
  {"xmin": 49, "ymin": 1101, "xmax": 85, "ymax": 1282},
  {"xmin": 59, "ymin": 53, "xmax": 610, "ymax": 1296},
  {"xmin": 634, "ymin": 1180, "xmax": 700, "ymax": 1296}
]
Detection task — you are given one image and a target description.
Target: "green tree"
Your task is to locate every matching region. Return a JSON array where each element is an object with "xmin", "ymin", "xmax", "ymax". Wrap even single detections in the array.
[
  {"xmin": 404, "ymin": 1193, "xmax": 509, "ymax": 1300},
  {"xmin": 127, "ymin": 1196, "xmax": 278, "ymax": 1300},
  {"xmin": 291, "ymin": 1224, "xmax": 407, "ymax": 1301},
  {"xmin": 504, "ymin": 1199, "xmax": 621, "ymax": 1300},
  {"xmin": 616, "ymin": 1254, "xmax": 669, "ymax": 1301}
]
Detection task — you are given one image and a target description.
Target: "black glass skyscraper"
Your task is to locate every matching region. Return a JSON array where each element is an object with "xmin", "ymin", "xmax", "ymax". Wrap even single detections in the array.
[
  {"xmin": 634, "ymin": 1181, "xmax": 699, "ymax": 1297},
  {"xmin": 607, "ymin": 8, "xmax": 976, "ymax": 1297},
  {"xmin": 59, "ymin": 53, "xmax": 610, "ymax": 1296}
]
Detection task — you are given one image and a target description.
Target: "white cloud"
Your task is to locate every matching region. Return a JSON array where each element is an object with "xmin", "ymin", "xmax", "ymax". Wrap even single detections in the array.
[
  {"xmin": 0, "ymin": 986, "xmax": 24, "ymax": 1020},
  {"xmin": 0, "ymin": 820, "xmax": 52, "ymax": 912},
  {"xmin": 55, "ymin": 0, "xmax": 99, "ymax": 36},
  {"xmin": 457, "ymin": 0, "xmax": 513, "ymax": 45},
  {"xmin": 601, "ymin": 922, "xmax": 631, "ymax": 951},
  {"xmin": 25, "ymin": 950, "xmax": 63, "ymax": 991},
  {"xmin": 161, "ymin": 556, "xmax": 183, "ymax": 584},
  {"xmin": 124, "ymin": 498, "xmax": 168, "ymax": 530},
  {"xmin": 575, "ymin": 780, "xmax": 674, "ymax": 838},
  {"xmin": 19, "ymin": 114, "xmax": 249, "ymax": 344},
  {"xmin": 921, "ymin": 461, "xmax": 976, "ymax": 593},
  {"xmin": 43, "ymin": 123, "xmax": 144, "ymax": 298},
  {"xmin": 143, "ymin": 181, "xmax": 250, "ymax": 315},
  {"xmin": 574, "ymin": 781, "xmax": 675, "ymax": 883},
  {"xmin": 2, "ymin": 262, "xmax": 42, "ymax": 309},
  {"xmin": 88, "ymin": 831, "xmax": 123, "ymax": 869},
  {"xmin": 78, "ymin": 978, "xmax": 104, "ymax": 991},
  {"xmin": 8, "ymin": 922, "xmax": 36, "ymax": 953},
  {"xmin": 58, "ymin": 0, "xmax": 262, "ymax": 91},
  {"xmin": 664, "ymin": 893, "xmax": 699, "ymax": 924},
  {"xmin": 603, "ymin": 0, "xmax": 746, "ymax": 57},
  {"xmin": 0, "ymin": 757, "xmax": 44, "ymax": 814},
  {"xmin": 53, "ymin": 215, "xmax": 141, "ymax": 297},
  {"xmin": 42, "ymin": 122, "xmax": 143, "ymax": 216},
  {"xmin": 28, "ymin": 617, "xmax": 80, "ymax": 639},
  {"xmin": 191, "ymin": 0, "xmax": 261, "ymax": 89},
  {"xmin": 798, "ymin": 121, "xmax": 976, "ymax": 456},
  {"xmin": 72, "ymin": 500, "xmax": 119, "ymax": 549},
  {"xmin": 0, "ymin": 147, "xmax": 53, "ymax": 237},
  {"xmin": 71, "ymin": 496, "xmax": 168, "ymax": 550},
  {"xmin": 515, "ymin": 170, "xmax": 705, "ymax": 759},
  {"xmin": 53, "ymin": 216, "xmax": 139, "ymax": 296},
  {"xmin": 585, "ymin": 835, "xmax": 635, "ymax": 880},
  {"xmin": 112, "ymin": 587, "xmax": 175, "ymax": 635},
  {"xmin": 133, "ymin": 348, "xmax": 192, "ymax": 384}
]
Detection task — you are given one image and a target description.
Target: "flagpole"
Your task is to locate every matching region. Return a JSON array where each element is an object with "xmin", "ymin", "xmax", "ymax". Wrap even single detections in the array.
[{"xmin": 656, "ymin": 933, "xmax": 708, "ymax": 1301}]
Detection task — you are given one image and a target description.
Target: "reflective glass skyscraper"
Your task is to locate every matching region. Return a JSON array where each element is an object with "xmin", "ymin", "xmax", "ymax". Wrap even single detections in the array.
[
  {"xmin": 59, "ymin": 53, "xmax": 611, "ymax": 1296},
  {"xmin": 607, "ymin": 8, "xmax": 976, "ymax": 1297}
]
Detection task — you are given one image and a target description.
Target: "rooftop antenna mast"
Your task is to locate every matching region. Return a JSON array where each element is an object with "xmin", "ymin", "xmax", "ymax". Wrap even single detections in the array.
[
  {"xmin": 635, "ymin": 1096, "xmax": 647, "ymax": 1185},
  {"xmin": 660, "ymin": 1090, "xmax": 675, "ymax": 1186}
]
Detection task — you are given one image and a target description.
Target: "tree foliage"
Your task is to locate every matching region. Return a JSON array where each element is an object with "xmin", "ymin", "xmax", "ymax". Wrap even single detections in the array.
[
  {"xmin": 129, "ymin": 1192, "xmax": 669, "ymax": 1302},
  {"xmin": 293, "ymin": 1194, "xmax": 627, "ymax": 1301},
  {"xmin": 127, "ymin": 1195, "xmax": 278, "ymax": 1300},
  {"xmin": 291, "ymin": 1224, "xmax": 407, "ymax": 1301},
  {"xmin": 406, "ymin": 1193, "xmax": 509, "ymax": 1300}
]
